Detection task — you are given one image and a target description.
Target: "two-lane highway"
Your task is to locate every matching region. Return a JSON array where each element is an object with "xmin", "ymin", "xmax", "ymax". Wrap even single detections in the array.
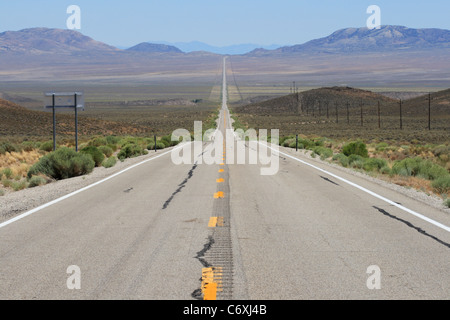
[{"xmin": 0, "ymin": 57, "xmax": 449, "ymax": 299}]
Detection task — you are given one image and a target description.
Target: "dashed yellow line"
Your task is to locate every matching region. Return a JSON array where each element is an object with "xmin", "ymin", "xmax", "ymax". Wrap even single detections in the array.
[
  {"xmin": 201, "ymin": 267, "xmax": 223, "ymax": 300},
  {"xmin": 216, "ymin": 178, "xmax": 224, "ymax": 183},
  {"xmin": 208, "ymin": 216, "xmax": 224, "ymax": 227},
  {"xmin": 214, "ymin": 191, "xmax": 225, "ymax": 199},
  {"xmin": 208, "ymin": 217, "xmax": 218, "ymax": 227}
]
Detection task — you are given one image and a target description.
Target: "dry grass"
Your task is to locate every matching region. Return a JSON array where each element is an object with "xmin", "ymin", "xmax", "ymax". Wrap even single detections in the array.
[{"xmin": 0, "ymin": 150, "xmax": 42, "ymax": 180}]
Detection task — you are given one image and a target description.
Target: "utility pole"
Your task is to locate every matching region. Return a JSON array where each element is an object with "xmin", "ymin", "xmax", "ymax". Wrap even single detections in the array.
[
  {"xmin": 426, "ymin": 93, "xmax": 433, "ymax": 130},
  {"xmin": 377, "ymin": 100, "xmax": 381, "ymax": 129},
  {"xmin": 346, "ymin": 102, "xmax": 350, "ymax": 124},
  {"xmin": 360, "ymin": 101, "xmax": 363, "ymax": 127},
  {"xmin": 335, "ymin": 101, "xmax": 338, "ymax": 124}
]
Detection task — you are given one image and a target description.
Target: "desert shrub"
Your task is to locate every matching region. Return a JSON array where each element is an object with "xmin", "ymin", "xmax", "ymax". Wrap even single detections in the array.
[
  {"xmin": 27, "ymin": 147, "xmax": 94, "ymax": 180},
  {"xmin": 102, "ymin": 156, "xmax": 117, "ymax": 168},
  {"xmin": 333, "ymin": 153, "xmax": 349, "ymax": 167},
  {"xmin": 282, "ymin": 138, "xmax": 295, "ymax": 148},
  {"xmin": 2, "ymin": 179, "xmax": 12, "ymax": 188},
  {"xmin": 432, "ymin": 145, "xmax": 450, "ymax": 158},
  {"xmin": 107, "ymin": 144, "xmax": 118, "ymax": 152},
  {"xmin": 312, "ymin": 147, "xmax": 333, "ymax": 160},
  {"xmin": 106, "ymin": 135, "xmax": 121, "ymax": 145},
  {"xmin": 432, "ymin": 176, "xmax": 450, "ymax": 194},
  {"xmin": 160, "ymin": 137, "xmax": 171, "ymax": 148},
  {"xmin": 40, "ymin": 141, "xmax": 55, "ymax": 152},
  {"xmin": 147, "ymin": 142, "xmax": 166, "ymax": 150},
  {"xmin": 80, "ymin": 146, "xmax": 105, "ymax": 167},
  {"xmin": 117, "ymin": 143, "xmax": 148, "ymax": 161},
  {"xmin": 391, "ymin": 157, "xmax": 448, "ymax": 180},
  {"xmin": 0, "ymin": 189, "xmax": 4, "ymax": 196},
  {"xmin": 21, "ymin": 141, "xmax": 36, "ymax": 152},
  {"xmin": 88, "ymin": 137, "xmax": 107, "ymax": 147},
  {"xmin": 0, "ymin": 142, "xmax": 19, "ymax": 154},
  {"xmin": 119, "ymin": 137, "xmax": 143, "ymax": 148},
  {"xmin": 98, "ymin": 145, "xmax": 113, "ymax": 158},
  {"xmin": 350, "ymin": 159, "xmax": 364, "ymax": 169},
  {"xmin": 2, "ymin": 168, "xmax": 13, "ymax": 179},
  {"xmin": 279, "ymin": 136, "xmax": 294, "ymax": 146},
  {"xmin": 161, "ymin": 135, "xmax": 180, "ymax": 147},
  {"xmin": 342, "ymin": 141, "xmax": 369, "ymax": 158},
  {"xmin": 28, "ymin": 175, "xmax": 46, "ymax": 188},
  {"xmin": 312, "ymin": 138, "xmax": 325, "ymax": 147},
  {"xmin": 348, "ymin": 154, "xmax": 364, "ymax": 164},
  {"xmin": 444, "ymin": 199, "xmax": 450, "ymax": 208},
  {"xmin": 299, "ymin": 138, "xmax": 317, "ymax": 150},
  {"xmin": 363, "ymin": 158, "xmax": 388, "ymax": 172},
  {"xmin": 288, "ymin": 141, "xmax": 296, "ymax": 148},
  {"xmin": 12, "ymin": 180, "xmax": 28, "ymax": 191},
  {"xmin": 380, "ymin": 166, "xmax": 391, "ymax": 175},
  {"xmin": 375, "ymin": 142, "xmax": 389, "ymax": 152}
]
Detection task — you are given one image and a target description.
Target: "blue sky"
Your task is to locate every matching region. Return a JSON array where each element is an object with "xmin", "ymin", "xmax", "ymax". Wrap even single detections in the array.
[{"xmin": 1, "ymin": 0, "xmax": 449, "ymax": 47}]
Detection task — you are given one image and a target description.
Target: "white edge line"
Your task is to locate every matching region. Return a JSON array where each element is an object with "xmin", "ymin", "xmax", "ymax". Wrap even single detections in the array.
[
  {"xmin": 0, "ymin": 144, "xmax": 185, "ymax": 229},
  {"xmin": 262, "ymin": 142, "xmax": 450, "ymax": 233}
]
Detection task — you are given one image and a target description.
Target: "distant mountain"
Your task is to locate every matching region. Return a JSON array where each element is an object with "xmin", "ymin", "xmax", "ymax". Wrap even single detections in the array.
[
  {"xmin": 127, "ymin": 42, "xmax": 183, "ymax": 54},
  {"xmin": 147, "ymin": 41, "xmax": 282, "ymax": 55},
  {"xmin": 0, "ymin": 28, "xmax": 118, "ymax": 54},
  {"xmin": 248, "ymin": 25, "xmax": 450, "ymax": 55}
]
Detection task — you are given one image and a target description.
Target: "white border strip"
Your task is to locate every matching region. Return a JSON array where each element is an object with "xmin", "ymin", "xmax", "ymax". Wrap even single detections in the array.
[
  {"xmin": 0, "ymin": 145, "xmax": 184, "ymax": 229},
  {"xmin": 264, "ymin": 143, "xmax": 450, "ymax": 233}
]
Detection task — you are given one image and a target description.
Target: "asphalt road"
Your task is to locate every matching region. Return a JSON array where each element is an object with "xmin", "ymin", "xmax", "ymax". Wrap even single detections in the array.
[{"xmin": 0, "ymin": 57, "xmax": 449, "ymax": 300}]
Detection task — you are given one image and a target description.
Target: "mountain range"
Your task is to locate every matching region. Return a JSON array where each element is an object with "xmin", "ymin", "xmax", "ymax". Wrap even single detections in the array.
[
  {"xmin": 1, "ymin": 25, "xmax": 449, "ymax": 56},
  {"xmin": 141, "ymin": 41, "xmax": 282, "ymax": 55},
  {"xmin": 0, "ymin": 28, "xmax": 118, "ymax": 54},
  {"xmin": 0, "ymin": 25, "xmax": 449, "ymax": 86},
  {"xmin": 267, "ymin": 25, "xmax": 450, "ymax": 55}
]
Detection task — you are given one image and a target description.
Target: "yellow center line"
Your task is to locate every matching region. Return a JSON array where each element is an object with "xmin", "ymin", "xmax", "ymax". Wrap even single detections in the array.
[
  {"xmin": 216, "ymin": 178, "xmax": 224, "ymax": 183},
  {"xmin": 201, "ymin": 268, "xmax": 217, "ymax": 300},
  {"xmin": 201, "ymin": 267, "xmax": 223, "ymax": 300},
  {"xmin": 218, "ymin": 169, "xmax": 224, "ymax": 173},
  {"xmin": 208, "ymin": 217, "xmax": 218, "ymax": 227},
  {"xmin": 208, "ymin": 216, "xmax": 224, "ymax": 227},
  {"xmin": 214, "ymin": 191, "xmax": 225, "ymax": 199}
]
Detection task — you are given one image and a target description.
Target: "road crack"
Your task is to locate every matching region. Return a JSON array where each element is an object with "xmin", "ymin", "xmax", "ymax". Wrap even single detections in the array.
[
  {"xmin": 162, "ymin": 162, "xmax": 197, "ymax": 210},
  {"xmin": 373, "ymin": 206, "xmax": 450, "ymax": 249}
]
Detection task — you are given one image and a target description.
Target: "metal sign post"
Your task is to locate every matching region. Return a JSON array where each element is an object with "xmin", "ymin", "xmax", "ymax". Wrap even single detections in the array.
[{"xmin": 44, "ymin": 92, "xmax": 84, "ymax": 151}]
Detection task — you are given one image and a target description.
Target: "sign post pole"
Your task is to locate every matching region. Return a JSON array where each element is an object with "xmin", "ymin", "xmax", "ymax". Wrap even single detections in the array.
[
  {"xmin": 74, "ymin": 93, "xmax": 78, "ymax": 152},
  {"xmin": 44, "ymin": 92, "xmax": 84, "ymax": 153},
  {"xmin": 52, "ymin": 94, "xmax": 56, "ymax": 151}
]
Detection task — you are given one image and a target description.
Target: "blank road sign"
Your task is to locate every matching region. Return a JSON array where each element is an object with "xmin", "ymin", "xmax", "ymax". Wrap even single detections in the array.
[{"xmin": 44, "ymin": 92, "xmax": 84, "ymax": 110}]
